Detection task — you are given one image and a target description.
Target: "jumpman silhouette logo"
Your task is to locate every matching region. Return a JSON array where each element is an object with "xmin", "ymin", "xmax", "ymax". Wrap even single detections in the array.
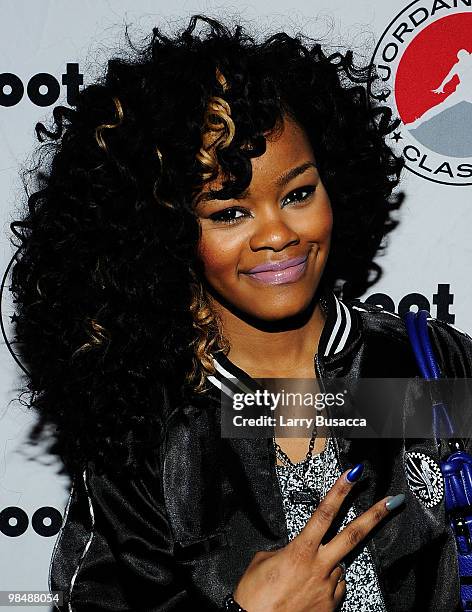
[{"xmin": 407, "ymin": 49, "xmax": 472, "ymax": 129}]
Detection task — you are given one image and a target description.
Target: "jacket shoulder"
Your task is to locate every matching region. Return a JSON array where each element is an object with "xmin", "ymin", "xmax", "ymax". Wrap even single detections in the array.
[
  {"xmin": 426, "ymin": 317, "xmax": 472, "ymax": 377},
  {"xmin": 347, "ymin": 298, "xmax": 472, "ymax": 376},
  {"xmin": 348, "ymin": 299, "xmax": 409, "ymax": 344}
]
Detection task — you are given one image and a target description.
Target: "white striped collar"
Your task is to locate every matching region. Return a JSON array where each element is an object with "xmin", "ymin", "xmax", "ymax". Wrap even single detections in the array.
[
  {"xmin": 317, "ymin": 289, "xmax": 357, "ymax": 358},
  {"xmin": 206, "ymin": 288, "xmax": 360, "ymax": 396}
]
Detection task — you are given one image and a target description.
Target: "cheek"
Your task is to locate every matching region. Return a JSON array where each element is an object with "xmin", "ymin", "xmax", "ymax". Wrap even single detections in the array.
[
  {"xmin": 314, "ymin": 192, "xmax": 334, "ymax": 241},
  {"xmin": 319, "ymin": 205, "xmax": 333, "ymax": 241},
  {"xmin": 298, "ymin": 195, "xmax": 333, "ymax": 244},
  {"xmin": 197, "ymin": 230, "xmax": 242, "ymax": 284}
]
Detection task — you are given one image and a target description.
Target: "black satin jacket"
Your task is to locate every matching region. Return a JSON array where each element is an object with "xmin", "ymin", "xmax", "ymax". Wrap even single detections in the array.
[{"xmin": 49, "ymin": 290, "xmax": 472, "ymax": 611}]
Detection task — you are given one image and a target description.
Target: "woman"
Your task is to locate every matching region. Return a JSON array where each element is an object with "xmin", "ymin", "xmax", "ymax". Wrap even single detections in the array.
[{"xmin": 9, "ymin": 14, "xmax": 472, "ymax": 612}]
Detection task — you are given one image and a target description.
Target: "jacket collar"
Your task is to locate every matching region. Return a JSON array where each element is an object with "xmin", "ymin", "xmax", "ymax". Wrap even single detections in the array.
[{"xmin": 206, "ymin": 287, "xmax": 361, "ymax": 396}]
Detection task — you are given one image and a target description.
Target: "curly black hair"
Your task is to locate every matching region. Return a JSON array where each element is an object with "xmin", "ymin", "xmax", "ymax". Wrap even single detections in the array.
[{"xmin": 8, "ymin": 14, "xmax": 404, "ymax": 477}]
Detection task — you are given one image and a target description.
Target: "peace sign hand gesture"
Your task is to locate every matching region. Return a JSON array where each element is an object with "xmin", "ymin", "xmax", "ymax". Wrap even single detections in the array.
[{"xmin": 232, "ymin": 465, "xmax": 405, "ymax": 612}]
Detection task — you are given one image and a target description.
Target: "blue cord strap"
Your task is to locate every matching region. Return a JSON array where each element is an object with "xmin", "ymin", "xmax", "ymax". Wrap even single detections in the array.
[
  {"xmin": 404, "ymin": 310, "xmax": 454, "ymax": 438},
  {"xmin": 403, "ymin": 310, "xmax": 472, "ymax": 610}
]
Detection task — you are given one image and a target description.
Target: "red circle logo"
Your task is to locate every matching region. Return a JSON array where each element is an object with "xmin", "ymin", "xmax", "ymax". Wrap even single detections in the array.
[{"xmin": 372, "ymin": 4, "xmax": 472, "ymax": 185}]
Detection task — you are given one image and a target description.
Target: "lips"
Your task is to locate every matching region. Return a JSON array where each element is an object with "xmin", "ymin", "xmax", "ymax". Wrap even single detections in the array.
[
  {"xmin": 246, "ymin": 255, "xmax": 308, "ymax": 274},
  {"xmin": 244, "ymin": 254, "xmax": 309, "ymax": 285}
]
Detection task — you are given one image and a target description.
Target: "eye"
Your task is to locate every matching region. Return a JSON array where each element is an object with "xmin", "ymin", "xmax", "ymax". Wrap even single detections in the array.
[
  {"xmin": 282, "ymin": 186, "xmax": 316, "ymax": 206},
  {"xmin": 208, "ymin": 207, "xmax": 249, "ymax": 225},
  {"xmin": 206, "ymin": 185, "xmax": 317, "ymax": 226}
]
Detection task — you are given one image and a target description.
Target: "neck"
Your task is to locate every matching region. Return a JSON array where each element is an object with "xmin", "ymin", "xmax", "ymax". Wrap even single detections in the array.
[{"xmin": 210, "ymin": 293, "xmax": 327, "ymax": 378}]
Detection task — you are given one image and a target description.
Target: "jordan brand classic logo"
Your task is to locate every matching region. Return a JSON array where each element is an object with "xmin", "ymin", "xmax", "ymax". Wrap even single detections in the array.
[
  {"xmin": 371, "ymin": 1, "xmax": 472, "ymax": 185},
  {"xmin": 404, "ymin": 451, "xmax": 444, "ymax": 507}
]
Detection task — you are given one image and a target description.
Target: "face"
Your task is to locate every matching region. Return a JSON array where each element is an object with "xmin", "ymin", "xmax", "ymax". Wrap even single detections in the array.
[{"xmin": 195, "ymin": 114, "xmax": 333, "ymax": 323}]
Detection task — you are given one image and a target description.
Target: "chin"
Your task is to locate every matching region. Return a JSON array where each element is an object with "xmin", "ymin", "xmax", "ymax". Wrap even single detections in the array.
[{"xmin": 243, "ymin": 293, "xmax": 317, "ymax": 322}]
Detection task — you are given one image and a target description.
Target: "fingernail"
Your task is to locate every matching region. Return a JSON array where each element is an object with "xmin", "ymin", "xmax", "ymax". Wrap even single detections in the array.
[
  {"xmin": 345, "ymin": 462, "xmax": 364, "ymax": 483},
  {"xmin": 385, "ymin": 493, "xmax": 406, "ymax": 511}
]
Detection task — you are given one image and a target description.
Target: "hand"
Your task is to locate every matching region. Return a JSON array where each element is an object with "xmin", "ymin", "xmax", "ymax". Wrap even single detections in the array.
[
  {"xmin": 432, "ymin": 87, "xmax": 444, "ymax": 94},
  {"xmin": 233, "ymin": 468, "xmax": 404, "ymax": 612}
]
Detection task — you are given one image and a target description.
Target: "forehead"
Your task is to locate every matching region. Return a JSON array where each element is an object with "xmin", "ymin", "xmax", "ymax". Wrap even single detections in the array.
[{"xmin": 252, "ymin": 116, "xmax": 314, "ymax": 176}]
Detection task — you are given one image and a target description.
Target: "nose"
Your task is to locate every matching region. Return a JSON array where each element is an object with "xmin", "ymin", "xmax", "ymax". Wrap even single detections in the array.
[{"xmin": 248, "ymin": 207, "xmax": 300, "ymax": 252}]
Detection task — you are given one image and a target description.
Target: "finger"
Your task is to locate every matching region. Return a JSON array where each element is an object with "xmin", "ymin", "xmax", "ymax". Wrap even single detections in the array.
[
  {"xmin": 328, "ymin": 565, "xmax": 344, "ymax": 591},
  {"xmin": 289, "ymin": 464, "xmax": 364, "ymax": 551},
  {"xmin": 333, "ymin": 578, "xmax": 347, "ymax": 609},
  {"xmin": 321, "ymin": 493, "xmax": 405, "ymax": 569}
]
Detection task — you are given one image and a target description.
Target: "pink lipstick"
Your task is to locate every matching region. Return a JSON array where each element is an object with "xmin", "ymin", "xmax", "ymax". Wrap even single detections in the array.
[{"xmin": 244, "ymin": 255, "xmax": 308, "ymax": 285}]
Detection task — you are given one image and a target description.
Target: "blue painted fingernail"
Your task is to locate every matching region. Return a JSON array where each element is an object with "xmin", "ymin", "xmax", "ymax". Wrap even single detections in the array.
[
  {"xmin": 385, "ymin": 493, "xmax": 406, "ymax": 511},
  {"xmin": 345, "ymin": 463, "xmax": 364, "ymax": 483}
]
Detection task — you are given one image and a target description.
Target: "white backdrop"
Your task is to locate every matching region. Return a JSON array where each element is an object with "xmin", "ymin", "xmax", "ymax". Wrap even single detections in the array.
[{"xmin": 1, "ymin": 1, "xmax": 471, "ymax": 610}]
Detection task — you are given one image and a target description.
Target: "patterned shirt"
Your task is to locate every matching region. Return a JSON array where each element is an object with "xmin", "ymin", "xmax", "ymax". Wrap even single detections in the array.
[{"xmin": 275, "ymin": 437, "xmax": 388, "ymax": 611}]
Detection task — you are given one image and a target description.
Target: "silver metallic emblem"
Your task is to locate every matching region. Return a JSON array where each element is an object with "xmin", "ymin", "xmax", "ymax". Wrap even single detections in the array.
[{"xmin": 404, "ymin": 451, "xmax": 444, "ymax": 508}]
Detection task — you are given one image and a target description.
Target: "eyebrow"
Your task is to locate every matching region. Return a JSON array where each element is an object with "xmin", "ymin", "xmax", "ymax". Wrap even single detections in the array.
[
  {"xmin": 275, "ymin": 161, "xmax": 317, "ymax": 188},
  {"xmin": 198, "ymin": 161, "xmax": 317, "ymax": 205}
]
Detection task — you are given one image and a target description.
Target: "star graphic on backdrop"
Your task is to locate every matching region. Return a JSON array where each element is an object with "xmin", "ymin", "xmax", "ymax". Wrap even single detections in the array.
[{"xmin": 392, "ymin": 131, "xmax": 403, "ymax": 142}]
